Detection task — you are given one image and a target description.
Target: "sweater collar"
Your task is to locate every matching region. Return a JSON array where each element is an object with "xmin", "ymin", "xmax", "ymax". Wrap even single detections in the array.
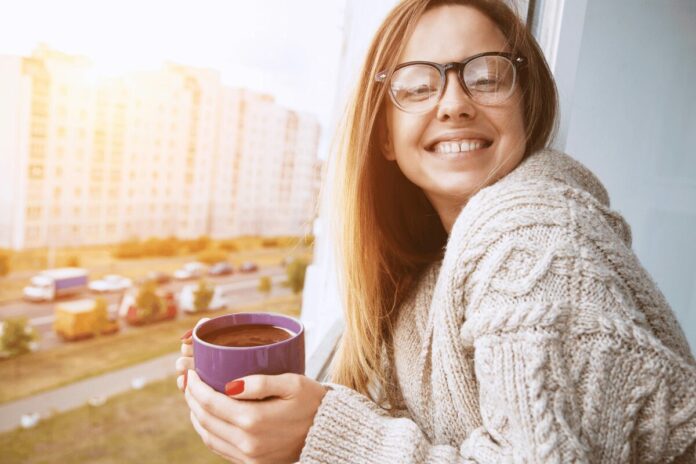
[{"xmin": 498, "ymin": 149, "xmax": 610, "ymax": 206}]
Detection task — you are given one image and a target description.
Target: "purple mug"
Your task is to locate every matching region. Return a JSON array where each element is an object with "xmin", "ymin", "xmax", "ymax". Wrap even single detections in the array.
[{"xmin": 193, "ymin": 312, "xmax": 305, "ymax": 393}]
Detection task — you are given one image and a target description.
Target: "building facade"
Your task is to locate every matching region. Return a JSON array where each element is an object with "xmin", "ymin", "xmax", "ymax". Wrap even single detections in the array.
[{"xmin": 0, "ymin": 45, "xmax": 321, "ymax": 250}]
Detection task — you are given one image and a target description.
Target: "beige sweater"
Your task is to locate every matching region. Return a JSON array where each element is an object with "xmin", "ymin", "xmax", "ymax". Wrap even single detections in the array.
[{"xmin": 300, "ymin": 150, "xmax": 696, "ymax": 463}]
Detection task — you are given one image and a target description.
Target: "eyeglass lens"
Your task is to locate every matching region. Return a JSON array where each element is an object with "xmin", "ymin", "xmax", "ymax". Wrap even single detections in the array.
[{"xmin": 389, "ymin": 55, "xmax": 516, "ymax": 112}]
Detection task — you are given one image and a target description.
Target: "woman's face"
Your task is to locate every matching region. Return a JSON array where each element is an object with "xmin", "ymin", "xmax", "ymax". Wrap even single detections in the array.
[{"xmin": 384, "ymin": 5, "xmax": 526, "ymax": 231}]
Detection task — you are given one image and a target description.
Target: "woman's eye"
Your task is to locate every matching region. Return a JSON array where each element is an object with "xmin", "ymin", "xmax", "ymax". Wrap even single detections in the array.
[
  {"xmin": 405, "ymin": 85, "xmax": 435, "ymax": 99},
  {"xmin": 474, "ymin": 78, "xmax": 499, "ymax": 87}
]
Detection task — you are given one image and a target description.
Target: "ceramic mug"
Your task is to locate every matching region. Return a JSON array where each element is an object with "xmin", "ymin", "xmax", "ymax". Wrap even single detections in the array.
[{"xmin": 193, "ymin": 312, "xmax": 305, "ymax": 393}]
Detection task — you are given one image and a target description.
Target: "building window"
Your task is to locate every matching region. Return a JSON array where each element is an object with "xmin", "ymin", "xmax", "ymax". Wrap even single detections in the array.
[
  {"xmin": 27, "ymin": 227, "xmax": 40, "ymax": 240},
  {"xmin": 26, "ymin": 206, "xmax": 41, "ymax": 218},
  {"xmin": 29, "ymin": 165, "xmax": 44, "ymax": 179}
]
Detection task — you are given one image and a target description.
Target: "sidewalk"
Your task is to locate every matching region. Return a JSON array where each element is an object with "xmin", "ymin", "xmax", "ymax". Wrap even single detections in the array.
[{"xmin": 0, "ymin": 352, "xmax": 180, "ymax": 433}]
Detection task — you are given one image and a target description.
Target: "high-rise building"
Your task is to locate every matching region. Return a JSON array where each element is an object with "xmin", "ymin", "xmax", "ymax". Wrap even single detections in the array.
[
  {"xmin": 211, "ymin": 90, "xmax": 321, "ymax": 238},
  {"xmin": 0, "ymin": 45, "xmax": 321, "ymax": 250}
]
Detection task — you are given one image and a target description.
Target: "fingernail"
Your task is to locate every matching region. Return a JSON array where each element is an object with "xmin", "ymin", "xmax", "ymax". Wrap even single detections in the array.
[
  {"xmin": 180, "ymin": 329, "xmax": 193, "ymax": 340},
  {"xmin": 225, "ymin": 379, "xmax": 244, "ymax": 396},
  {"xmin": 183, "ymin": 370, "xmax": 188, "ymax": 390}
]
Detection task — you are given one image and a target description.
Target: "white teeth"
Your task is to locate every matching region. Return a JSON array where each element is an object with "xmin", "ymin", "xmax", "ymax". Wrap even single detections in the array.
[{"xmin": 434, "ymin": 139, "xmax": 488, "ymax": 154}]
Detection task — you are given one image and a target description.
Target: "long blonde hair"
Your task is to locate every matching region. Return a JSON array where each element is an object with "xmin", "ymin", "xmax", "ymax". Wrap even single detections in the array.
[{"xmin": 329, "ymin": 0, "xmax": 558, "ymax": 408}]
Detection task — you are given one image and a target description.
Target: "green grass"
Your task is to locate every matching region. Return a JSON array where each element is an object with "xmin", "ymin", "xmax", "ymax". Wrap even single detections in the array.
[
  {"xmin": 0, "ymin": 294, "xmax": 302, "ymax": 404},
  {"xmin": 0, "ymin": 374, "xmax": 227, "ymax": 464}
]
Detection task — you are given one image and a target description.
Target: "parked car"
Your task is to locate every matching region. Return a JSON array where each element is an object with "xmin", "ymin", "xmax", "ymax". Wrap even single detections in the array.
[
  {"xmin": 53, "ymin": 299, "xmax": 119, "ymax": 341},
  {"xmin": 208, "ymin": 262, "xmax": 233, "ymax": 276},
  {"xmin": 173, "ymin": 262, "xmax": 207, "ymax": 281},
  {"xmin": 239, "ymin": 261, "xmax": 258, "ymax": 273},
  {"xmin": 136, "ymin": 271, "xmax": 172, "ymax": 286},
  {"xmin": 88, "ymin": 274, "xmax": 132, "ymax": 293},
  {"xmin": 23, "ymin": 268, "xmax": 88, "ymax": 302}
]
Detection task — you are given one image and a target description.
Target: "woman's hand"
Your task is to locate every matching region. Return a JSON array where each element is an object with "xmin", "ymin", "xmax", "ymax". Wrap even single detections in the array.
[
  {"xmin": 175, "ymin": 318, "xmax": 210, "ymax": 391},
  {"xmin": 184, "ymin": 369, "xmax": 329, "ymax": 464}
]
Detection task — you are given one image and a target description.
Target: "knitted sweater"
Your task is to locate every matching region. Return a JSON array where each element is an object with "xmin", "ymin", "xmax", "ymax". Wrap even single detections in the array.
[{"xmin": 300, "ymin": 149, "xmax": 696, "ymax": 463}]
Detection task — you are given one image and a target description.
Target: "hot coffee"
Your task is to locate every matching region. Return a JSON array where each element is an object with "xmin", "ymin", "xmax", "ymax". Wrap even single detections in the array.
[{"xmin": 200, "ymin": 323, "xmax": 294, "ymax": 347}]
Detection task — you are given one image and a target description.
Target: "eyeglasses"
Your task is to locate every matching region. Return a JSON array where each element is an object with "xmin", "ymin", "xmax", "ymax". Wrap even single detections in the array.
[{"xmin": 375, "ymin": 51, "xmax": 525, "ymax": 113}]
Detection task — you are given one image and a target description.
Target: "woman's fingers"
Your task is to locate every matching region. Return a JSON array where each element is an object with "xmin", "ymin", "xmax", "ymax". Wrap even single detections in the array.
[
  {"xmin": 180, "ymin": 342, "xmax": 193, "ymax": 357},
  {"xmin": 189, "ymin": 410, "xmax": 245, "ymax": 463},
  {"xmin": 176, "ymin": 356, "xmax": 194, "ymax": 375},
  {"xmin": 186, "ymin": 369, "xmax": 255, "ymax": 428},
  {"xmin": 177, "ymin": 374, "xmax": 185, "ymax": 391},
  {"xmin": 181, "ymin": 317, "xmax": 212, "ymax": 345},
  {"xmin": 177, "ymin": 318, "xmax": 209, "ymax": 391}
]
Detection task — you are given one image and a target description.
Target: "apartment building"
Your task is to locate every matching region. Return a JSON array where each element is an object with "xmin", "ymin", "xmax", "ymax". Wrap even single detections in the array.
[
  {"xmin": 0, "ymin": 45, "xmax": 321, "ymax": 250},
  {"xmin": 210, "ymin": 90, "xmax": 321, "ymax": 238}
]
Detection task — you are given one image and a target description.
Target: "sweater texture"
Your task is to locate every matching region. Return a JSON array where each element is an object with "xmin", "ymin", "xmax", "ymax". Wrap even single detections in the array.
[{"xmin": 299, "ymin": 149, "xmax": 696, "ymax": 463}]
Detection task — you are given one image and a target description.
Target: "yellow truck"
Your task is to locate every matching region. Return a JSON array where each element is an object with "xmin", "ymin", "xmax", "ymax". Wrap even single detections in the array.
[{"xmin": 53, "ymin": 299, "xmax": 119, "ymax": 341}]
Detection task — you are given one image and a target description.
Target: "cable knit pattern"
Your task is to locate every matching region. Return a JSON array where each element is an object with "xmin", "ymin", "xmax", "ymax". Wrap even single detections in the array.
[{"xmin": 300, "ymin": 149, "xmax": 696, "ymax": 463}]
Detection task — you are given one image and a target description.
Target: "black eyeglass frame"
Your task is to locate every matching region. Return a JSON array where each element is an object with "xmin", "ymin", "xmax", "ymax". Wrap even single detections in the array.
[{"xmin": 375, "ymin": 51, "xmax": 526, "ymax": 112}]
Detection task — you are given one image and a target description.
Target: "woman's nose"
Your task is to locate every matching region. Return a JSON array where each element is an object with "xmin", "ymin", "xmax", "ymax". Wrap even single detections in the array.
[{"xmin": 436, "ymin": 70, "xmax": 477, "ymax": 121}]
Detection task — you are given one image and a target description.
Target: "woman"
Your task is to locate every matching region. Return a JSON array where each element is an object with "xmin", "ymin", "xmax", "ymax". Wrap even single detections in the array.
[{"xmin": 176, "ymin": 0, "xmax": 696, "ymax": 462}]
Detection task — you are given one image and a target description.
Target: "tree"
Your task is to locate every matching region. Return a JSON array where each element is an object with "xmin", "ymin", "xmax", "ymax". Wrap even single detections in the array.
[
  {"xmin": 261, "ymin": 237, "xmax": 279, "ymax": 248},
  {"xmin": 114, "ymin": 238, "xmax": 143, "ymax": 258},
  {"xmin": 142, "ymin": 236, "xmax": 179, "ymax": 257},
  {"xmin": 193, "ymin": 280, "xmax": 214, "ymax": 312},
  {"xmin": 1, "ymin": 317, "xmax": 39, "ymax": 358},
  {"xmin": 197, "ymin": 248, "xmax": 227, "ymax": 265},
  {"xmin": 258, "ymin": 276, "xmax": 272, "ymax": 298},
  {"xmin": 286, "ymin": 258, "xmax": 309, "ymax": 294},
  {"xmin": 188, "ymin": 235, "xmax": 211, "ymax": 253},
  {"xmin": 159, "ymin": 236, "xmax": 180, "ymax": 256},
  {"xmin": 0, "ymin": 250, "xmax": 10, "ymax": 278},
  {"xmin": 135, "ymin": 282, "xmax": 162, "ymax": 320},
  {"xmin": 302, "ymin": 235, "xmax": 315, "ymax": 247},
  {"xmin": 219, "ymin": 239, "xmax": 239, "ymax": 252}
]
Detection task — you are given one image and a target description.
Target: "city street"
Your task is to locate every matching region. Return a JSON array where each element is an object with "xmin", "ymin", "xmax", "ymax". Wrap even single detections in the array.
[{"xmin": 0, "ymin": 266, "xmax": 288, "ymax": 351}]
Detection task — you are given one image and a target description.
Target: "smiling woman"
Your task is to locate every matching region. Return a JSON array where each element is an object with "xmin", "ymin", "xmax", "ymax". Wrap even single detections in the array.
[
  {"xmin": 380, "ymin": 6, "xmax": 530, "ymax": 231},
  {"xmin": 175, "ymin": 0, "xmax": 696, "ymax": 463}
]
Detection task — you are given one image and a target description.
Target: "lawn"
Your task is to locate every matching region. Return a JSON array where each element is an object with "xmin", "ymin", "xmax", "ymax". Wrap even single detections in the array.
[
  {"xmin": 0, "ymin": 294, "xmax": 302, "ymax": 404},
  {"xmin": 0, "ymin": 374, "xmax": 228, "ymax": 464}
]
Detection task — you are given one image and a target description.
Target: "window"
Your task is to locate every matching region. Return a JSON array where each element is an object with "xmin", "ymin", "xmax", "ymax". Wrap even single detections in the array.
[
  {"xmin": 26, "ymin": 206, "xmax": 42, "ymax": 218},
  {"xmin": 28, "ymin": 164, "xmax": 44, "ymax": 179}
]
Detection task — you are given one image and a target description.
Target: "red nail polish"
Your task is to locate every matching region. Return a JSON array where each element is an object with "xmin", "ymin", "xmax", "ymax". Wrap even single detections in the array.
[
  {"xmin": 181, "ymin": 329, "xmax": 193, "ymax": 340},
  {"xmin": 183, "ymin": 371, "xmax": 188, "ymax": 390},
  {"xmin": 225, "ymin": 379, "xmax": 244, "ymax": 396}
]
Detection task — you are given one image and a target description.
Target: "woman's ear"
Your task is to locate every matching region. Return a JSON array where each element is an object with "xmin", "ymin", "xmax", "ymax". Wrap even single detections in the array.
[
  {"xmin": 377, "ymin": 115, "xmax": 396, "ymax": 161},
  {"xmin": 382, "ymin": 136, "xmax": 396, "ymax": 161}
]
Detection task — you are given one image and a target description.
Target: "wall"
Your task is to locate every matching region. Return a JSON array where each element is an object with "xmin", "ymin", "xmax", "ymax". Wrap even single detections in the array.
[{"xmin": 564, "ymin": 0, "xmax": 696, "ymax": 351}]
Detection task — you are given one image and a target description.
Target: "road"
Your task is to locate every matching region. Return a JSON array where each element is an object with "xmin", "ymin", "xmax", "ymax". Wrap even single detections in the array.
[{"xmin": 0, "ymin": 266, "xmax": 288, "ymax": 351}]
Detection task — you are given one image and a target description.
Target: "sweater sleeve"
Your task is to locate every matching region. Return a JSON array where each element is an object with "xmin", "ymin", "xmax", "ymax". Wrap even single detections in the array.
[
  {"xmin": 300, "ymin": 381, "xmax": 507, "ymax": 463},
  {"xmin": 298, "ymin": 333, "xmax": 596, "ymax": 464}
]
